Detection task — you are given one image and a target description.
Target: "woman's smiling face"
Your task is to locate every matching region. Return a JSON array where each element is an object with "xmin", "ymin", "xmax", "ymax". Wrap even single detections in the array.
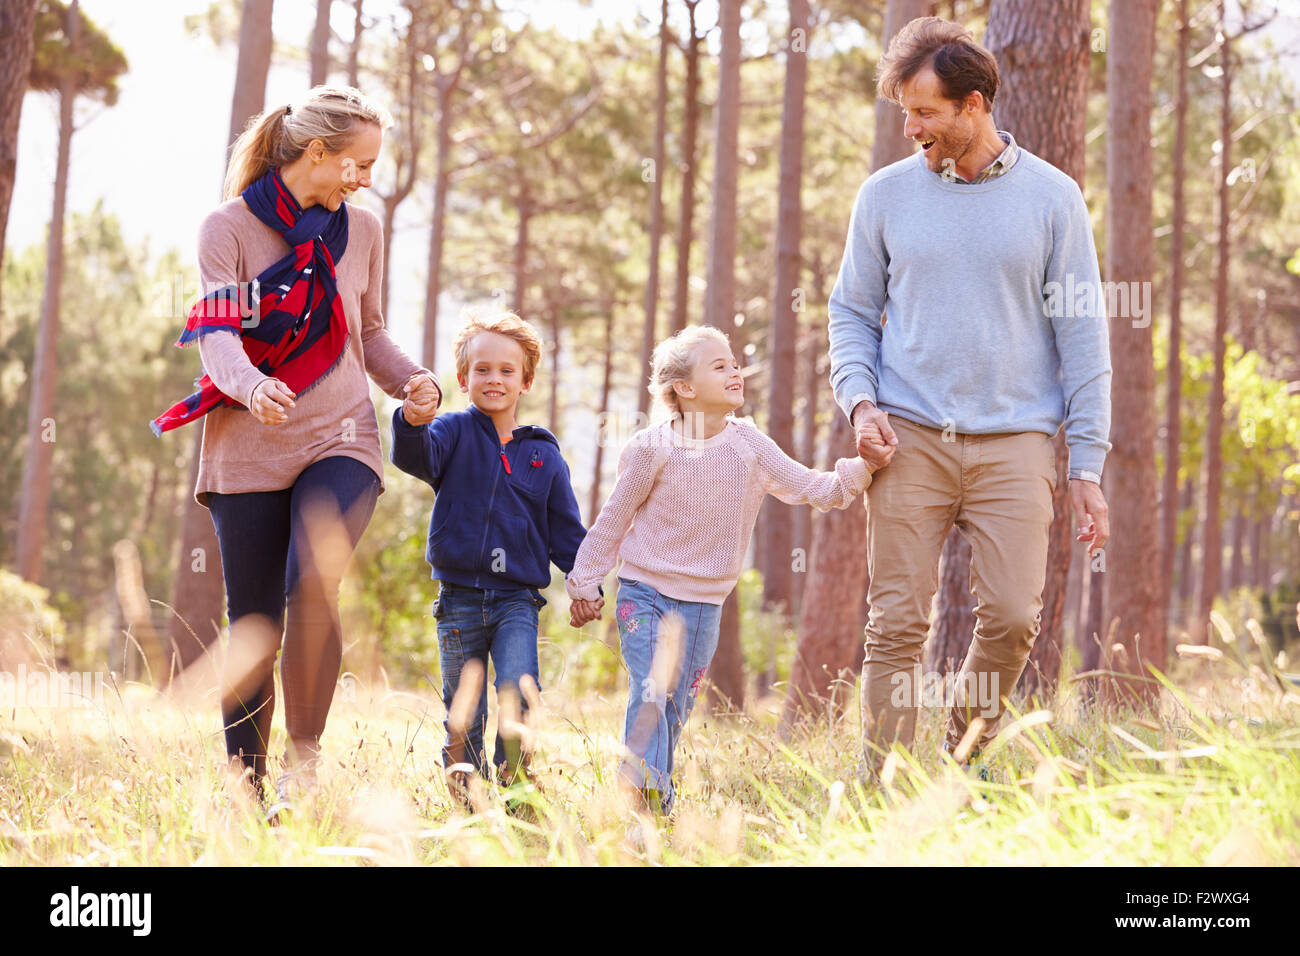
[{"xmin": 309, "ymin": 122, "xmax": 382, "ymax": 211}]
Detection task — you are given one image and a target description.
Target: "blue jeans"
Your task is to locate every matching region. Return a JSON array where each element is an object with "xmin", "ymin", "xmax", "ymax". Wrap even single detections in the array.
[
  {"xmin": 433, "ymin": 582, "xmax": 546, "ymax": 778},
  {"xmin": 614, "ymin": 577, "xmax": 722, "ymax": 813}
]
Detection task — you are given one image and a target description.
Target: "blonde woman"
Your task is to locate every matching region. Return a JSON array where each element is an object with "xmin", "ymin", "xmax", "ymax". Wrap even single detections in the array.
[
  {"xmin": 565, "ymin": 326, "xmax": 884, "ymax": 816},
  {"xmin": 153, "ymin": 87, "xmax": 441, "ymax": 812}
]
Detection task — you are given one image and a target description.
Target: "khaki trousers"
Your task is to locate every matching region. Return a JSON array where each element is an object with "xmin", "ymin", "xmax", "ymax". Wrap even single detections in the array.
[{"xmin": 861, "ymin": 415, "xmax": 1056, "ymax": 767}]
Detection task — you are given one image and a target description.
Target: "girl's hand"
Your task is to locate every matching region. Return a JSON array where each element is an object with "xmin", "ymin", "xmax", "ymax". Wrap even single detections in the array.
[{"xmin": 250, "ymin": 377, "xmax": 296, "ymax": 425}]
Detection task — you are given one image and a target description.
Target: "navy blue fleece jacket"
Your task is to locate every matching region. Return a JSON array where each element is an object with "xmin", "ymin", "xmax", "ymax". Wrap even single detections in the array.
[{"xmin": 390, "ymin": 404, "xmax": 588, "ymax": 590}]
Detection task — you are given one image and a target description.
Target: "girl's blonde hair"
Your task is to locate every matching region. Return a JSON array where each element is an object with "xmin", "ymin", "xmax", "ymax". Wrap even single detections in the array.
[
  {"xmin": 649, "ymin": 325, "xmax": 732, "ymax": 417},
  {"xmin": 223, "ymin": 86, "xmax": 394, "ymax": 200}
]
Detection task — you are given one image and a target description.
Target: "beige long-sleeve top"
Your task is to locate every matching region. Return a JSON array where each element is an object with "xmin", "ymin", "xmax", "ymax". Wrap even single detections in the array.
[{"xmin": 191, "ymin": 198, "xmax": 434, "ymax": 506}]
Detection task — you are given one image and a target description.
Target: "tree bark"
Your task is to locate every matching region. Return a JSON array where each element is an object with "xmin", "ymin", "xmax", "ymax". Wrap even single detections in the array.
[
  {"xmin": 1101, "ymin": 0, "xmax": 1164, "ymax": 705},
  {"xmin": 1196, "ymin": 1, "xmax": 1231, "ymax": 644},
  {"xmin": 15, "ymin": 0, "xmax": 78, "ymax": 584},
  {"xmin": 780, "ymin": 0, "xmax": 934, "ymax": 731},
  {"xmin": 1162, "ymin": 0, "xmax": 1188, "ymax": 632},
  {"xmin": 926, "ymin": 528, "xmax": 974, "ymax": 676},
  {"xmin": 759, "ymin": 0, "xmax": 808, "ymax": 629},
  {"xmin": 377, "ymin": 11, "xmax": 421, "ymax": 318},
  {"xmin": 310, "ymin": 0, "xmax": 331, "ymax": 86},
  {"xmin": 703, "ymin": 0, "xmax": 745, "ymax": 712},
  {"xmin": 167, "ymin": 0, "xmax": 274, "ymax": 681},
  {"xmin": 589, "ymin": 306, "xmax": 614, "ymax": 522},
  {"xmin": 670, "ymin": 0, "xmax": 701, "ymax": 335},
  {"xmin": 228, "ymin": 0, "xmax": 274, "ymax": 146},
  {"xmin": 422, "ymin": 79, "xmax": 455, "ymax": 373},
  {"xmin": 347, "ymin": 0, "xmax": 362, "ymax": 88},
  {"xmin": 983, "ymin": 0, "xmax": 1091, "ymax": 702},
  {"xmin": 0, "ymin": 0, "xmax": 38, "ymax": 316},
  {"xmin": 638, "ymin": 0, "xmax": 669, "ymax": 419}
]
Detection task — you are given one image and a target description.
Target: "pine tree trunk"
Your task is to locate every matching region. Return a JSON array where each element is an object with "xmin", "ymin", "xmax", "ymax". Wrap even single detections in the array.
[
  {"xmin": 347, "ymin": 0, "xmax": 362, "ymax": 88},
  {"xmin": 983, "ymin": 0, "xmax": 1092, "ymax": 701},
  {"xmin": 423, "ymin": 80, "xmax": 455, "ymax": 373},
  {"xmin": 589, "ymin": 308, "xmax": 614, "ymax": 522},
  {"xmin": 791, "ymin": 312, "xmax": 822, "ymax": 612},
  {"xmin": 926, "ymin": 528, "xmax": 974, "ymax": 676},
  {"xmin": 759, "ymin": 0, "xmax": 808, "ymax": 628},
  {"xmin": 779, "ymin": 0, "xmax": 934, "ymax": 729},
  {"xmin": 1176, "ymin": 473, "xmax": 1197, "ymax": 618},
  {"xmin": 700, "ymin": 0, "xmax": 745, "ymax": 713},
  {"xmin": 310, "ymin": 0, "xmax": 331, "ymax": 86},
  {"xmin": 670, "ymin": 0, "xmax": 701, "ymax": 335},
  {"xmin": 228, "ymin": 0, "xmax": 274, "ymax": 146},
  {"xmin": 15, "ymin": 0, "xmax": 77, "ymax": 584},
  {"xmin": 1227, "ymin": 512, "xmax": 1245, "ymax": 593},
  {"xmin": 0, "ymin": 0, "xmax": 38, "ymax": 315},
  {"xmin": 1197, "ymin": 0, "xmax": 1231, "ymax": 643},
  {"xmin": 638, "ymin": 0, "xmax": 669, "ymax": 419},
  {"xmin": 1101, "ymin": 0, "xmax": 1164, "ymax": 706},
  {"xmin": 1163, "ymin": 0, "xmax": 1188, "ymax": 630}
]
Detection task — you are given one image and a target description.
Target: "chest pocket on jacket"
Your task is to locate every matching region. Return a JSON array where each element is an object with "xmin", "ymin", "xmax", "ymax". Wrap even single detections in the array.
[{"xmin": 510, "ymin": 446, "xmax": 551, "ymax": 499}]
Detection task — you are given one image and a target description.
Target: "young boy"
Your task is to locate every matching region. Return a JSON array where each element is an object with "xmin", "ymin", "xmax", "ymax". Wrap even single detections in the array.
[{"xmin": 391, "ymin": 312, "xmax": 593, "ymax": 792}]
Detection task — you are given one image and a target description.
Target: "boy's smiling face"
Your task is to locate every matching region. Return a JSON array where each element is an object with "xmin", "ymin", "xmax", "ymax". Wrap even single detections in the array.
[{"xmin": 458, "ymin": 331, "xmax": 533, "ymax": 418}]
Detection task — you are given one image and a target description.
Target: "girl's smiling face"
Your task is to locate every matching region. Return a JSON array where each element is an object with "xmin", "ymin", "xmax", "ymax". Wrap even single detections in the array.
[{"xmin": 677, "ymin": 341, "xmax": 744, "ymax": 412}]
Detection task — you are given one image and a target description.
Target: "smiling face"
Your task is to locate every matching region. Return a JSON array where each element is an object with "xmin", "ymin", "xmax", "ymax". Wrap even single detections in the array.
[
  {"xmin": 308, "ymin": 122, "xmax": 382, "ymax": 211},
  {"xmin": 899, "ymin": 66, "xmax": 979, "ymax": 175},
  {"xmin": 676, "ymin": 340, "xmax": 744, "ymax": 413},
  {"xmin": 458, "ymin": 331, "xmax": 533, "ymax": 417}
]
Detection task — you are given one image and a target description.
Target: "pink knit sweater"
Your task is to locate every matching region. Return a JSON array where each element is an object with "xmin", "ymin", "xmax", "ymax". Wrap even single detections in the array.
[{"xmin": 565, "ymin": 418, "xmax": 872, "ymax": 605}]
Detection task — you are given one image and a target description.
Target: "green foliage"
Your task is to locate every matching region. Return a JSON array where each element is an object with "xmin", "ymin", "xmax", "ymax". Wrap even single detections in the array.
[
  {"xmin": 30, "ymin": 0, "xmax": 128, "ymax": 103},
  {"xmin": 0, "ymin": 567, "xmax": 67, "ymax": 658},
  {"xmin": 0, "ymin": 206, "xmax": 196, "ymax": 641}
]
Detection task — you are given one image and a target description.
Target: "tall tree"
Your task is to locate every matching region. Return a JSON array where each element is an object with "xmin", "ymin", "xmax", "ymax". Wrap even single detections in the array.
[
  {"xmin": 782, "ymin": 0, "xmax": 935, "ymax": 731},
  {"xmin": 15, "ymin": 0, "xmax": 126, "ymax": 583},
  {"xmin": 703, "ymin": 0, "xmax": 744, "ymax": 713},
  {"xmin": 1196, "ymin": 0, "xmax": 1232, "ymax": 643},
  {"xmin": 1162, "ymin": 0, "xmax": 1189, "ymax": 630},
  {"xmin": 0, "ymin": 0, "xmax": 39, "ymax": 313},
  {"xmin": 373, "ymin": 2, "xmax": 422, "ymax": 318},
  {"xmin": 347, "ymin": 0, "xmax": 363, "ymax": 88},
  {"xmin": 310, "ymin": 0, "xmax": 331, "ymax": 85},
  {"xmin": 982, "ymin": 0, "xmax": 1090, "ymax": 702},
  {"xmin": 670, "ymin": 0, "xmax": 702, "ymax": 335},
  {"xmin": 636, "ymin": 0, "xmax": 670, "ymax": 420},
  {"xmin": 757, "ymin": 0, "xmax": 809, "ymax": 630},
  {"xmin": 926, "ymin": 528, "xmax": 974, "ymax": 675},
  {"xmin": 168, "ymin": 0, "xmax": 274, "ymax": 677},
  {"xmin": 1102, "ymin": 0, "xmax": 1163, "ymax": 704}
]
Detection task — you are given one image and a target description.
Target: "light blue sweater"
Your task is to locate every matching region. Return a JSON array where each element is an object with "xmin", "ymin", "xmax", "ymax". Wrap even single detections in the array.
[{"xmin": 827, "ymin": 148, "xmax": 1112, "ymax": 478}]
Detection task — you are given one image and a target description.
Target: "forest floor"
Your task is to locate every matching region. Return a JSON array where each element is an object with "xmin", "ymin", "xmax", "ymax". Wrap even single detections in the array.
[{"xmin": 1, "ymin": 614, "xmax": 1297, "ymax": 866}]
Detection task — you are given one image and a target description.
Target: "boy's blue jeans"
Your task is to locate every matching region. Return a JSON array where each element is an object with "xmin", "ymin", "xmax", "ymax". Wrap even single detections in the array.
[
  {"xmin": 433, "ymin": 582, "xmax": 546, "ymax": 779},
  {"xmin": 615, "ymin": 577, "xmax": 723, "ymax": 813}
]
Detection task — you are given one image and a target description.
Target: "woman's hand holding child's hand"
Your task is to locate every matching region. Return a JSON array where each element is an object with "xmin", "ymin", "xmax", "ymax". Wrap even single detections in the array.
[{"xmin": 402, "ymin": 373, "xmax": 441, "ymax": 426}]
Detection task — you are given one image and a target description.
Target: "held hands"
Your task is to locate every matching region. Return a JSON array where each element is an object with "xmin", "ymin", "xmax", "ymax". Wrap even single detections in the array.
[
  {"xmin": 569, "ymin": 597, "xmax": 604, "ymax": 628},
  {"xmin": 402, "ymin": 372, "xmax": 441, "ymax": 426},
  {"xmin": 852, "ymin": 401, "xmax": 898, "ymax": 470},
  {"xmin": 1069, "ymin": 478, "xmax": 1110, "ymax": 558},
  {"xmin": 250, "ymin": 377, "xmax": 296, "ymax": 425}
]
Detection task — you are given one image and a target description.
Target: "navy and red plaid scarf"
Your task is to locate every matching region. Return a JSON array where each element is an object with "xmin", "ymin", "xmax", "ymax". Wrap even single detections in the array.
[{"xmin": 150, "ymin": 167, "xmax": 350, "ymax": 436}]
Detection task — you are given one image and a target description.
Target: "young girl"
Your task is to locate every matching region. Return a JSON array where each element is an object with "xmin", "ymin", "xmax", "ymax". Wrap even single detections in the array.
[{"xmin": 565, "ymin": 325, "xmax": 882, "ymax": 815}]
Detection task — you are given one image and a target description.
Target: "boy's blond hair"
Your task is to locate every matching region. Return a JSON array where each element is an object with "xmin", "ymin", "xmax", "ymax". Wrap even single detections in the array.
[
  {"xmin": 452, "ymin": 311, "xmax": 543, "ymax": 385},
  {"xmin": 649, "ymin": 325, "xmax": 732, "ymax": 417}
]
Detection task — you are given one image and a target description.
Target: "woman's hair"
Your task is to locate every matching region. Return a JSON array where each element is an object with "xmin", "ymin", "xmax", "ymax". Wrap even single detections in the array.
[
  {"xmin": 876, "ymin": 17, "xmax": 999, "ymax": 111},
  {"xmin": 649, "ymin": 325, "xmax": 732, "ymax": 417},
  {"xmin": 223, "ymin": 86, "xmax": 394, "ymax": 200},
  {"xmin": 452, "ymin": 311, "xmax": 544, "ymax": 385}
]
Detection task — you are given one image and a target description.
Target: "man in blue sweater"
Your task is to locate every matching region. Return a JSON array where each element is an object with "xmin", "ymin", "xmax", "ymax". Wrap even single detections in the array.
[
  {"xmin": 828, "ymin": 17, "xmax": 1113, "ymax": 775},
  {"xmin": 391, "ymin": 312, "xmax": 591, "ymax": 792}
]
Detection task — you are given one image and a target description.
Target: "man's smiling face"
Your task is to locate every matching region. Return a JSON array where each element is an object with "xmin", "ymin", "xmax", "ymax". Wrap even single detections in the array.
[{"xmin": 899, "ymin": 66, "xmax": 978, "ymax": 175}]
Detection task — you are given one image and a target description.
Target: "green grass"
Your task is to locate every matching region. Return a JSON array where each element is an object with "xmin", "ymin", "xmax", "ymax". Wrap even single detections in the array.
[{"xmin": 1, "ymin": 614, "xmax": 1297, "ymax": 866}]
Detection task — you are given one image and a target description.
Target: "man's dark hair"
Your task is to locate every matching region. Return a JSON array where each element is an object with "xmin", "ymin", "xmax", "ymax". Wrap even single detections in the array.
[{"xmin": 877, "ymin": 17, "xmax": 999, "ymax": 111}]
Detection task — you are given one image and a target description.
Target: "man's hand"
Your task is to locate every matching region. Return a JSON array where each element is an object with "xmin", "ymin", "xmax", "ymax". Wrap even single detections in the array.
[
  {"xmin": 569, "ymin": 597, "xmax": 604, "ymax": 628},
  {"xmin": 402, "ymin": 372, "xmax": 441, "ymax": 426},
  {"xmin": 1069, "ymin": 478, "xmax": 1109, "ymax": 558},
  {"xmin": 852, "ymin": 400, "xmax": 897, "ymax": 470}
]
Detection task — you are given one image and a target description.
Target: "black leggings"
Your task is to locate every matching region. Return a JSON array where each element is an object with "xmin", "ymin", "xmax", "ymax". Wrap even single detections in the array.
[{"xmin": 207, "ymin": 456, "xmax": 380, "ymax": 782}]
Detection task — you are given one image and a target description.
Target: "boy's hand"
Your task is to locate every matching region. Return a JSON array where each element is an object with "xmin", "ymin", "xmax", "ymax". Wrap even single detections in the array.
[
  {"xmin": 402, "ymin": 373, "xmax": 440, "ymax": 426},
  {"xmin": 569, "ymin": 598, "xmax": 604, "ymax": 628}
]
